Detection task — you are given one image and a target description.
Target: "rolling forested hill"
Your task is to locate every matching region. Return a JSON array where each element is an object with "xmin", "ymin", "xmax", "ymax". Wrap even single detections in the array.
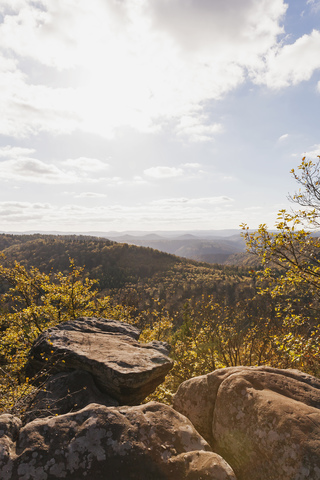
[
  {"xmin": 105, "ymin": 232, "xmax": 247, "ymax": 264},
  {"xmin": 0, "ymin": 233, "xmax": 255, "ymax": 316}
]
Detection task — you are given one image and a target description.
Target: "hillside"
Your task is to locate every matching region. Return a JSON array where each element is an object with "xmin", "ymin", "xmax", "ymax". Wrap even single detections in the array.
[
  {"xmin": 0, "ymin": 233, "xmax": 254, "ymax": 315},
  {"xmin": 0, "ymin": 234, "xmax": 178, "ymax": 289},
  {"xmin": 105, "ymin": 232, "xmax": 247, "ymax": 264}
]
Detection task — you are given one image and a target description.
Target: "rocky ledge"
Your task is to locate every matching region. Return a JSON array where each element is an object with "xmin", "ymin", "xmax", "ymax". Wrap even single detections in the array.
[
  {"xmin": 26, "ymin": 317, "xmax": 173, "ymax": 406},
  {"xmin": 173, "ymin": 365, "xmax": 320, "ymax": 480},
  {"xmin": 1, "ymin": 317, "xmax": 320, "ymax": 479},
  {"xmin": 0, "ymin": 317, "xmax": 236, "ymax": 479}
]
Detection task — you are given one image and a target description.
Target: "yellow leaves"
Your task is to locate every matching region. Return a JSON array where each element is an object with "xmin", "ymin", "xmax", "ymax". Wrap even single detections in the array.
[
  {"xmin": 0, "ymin": 378, "xmax": 37, "ymax": 416},
  {"xmin": 0, "ymin": 258, "xmax": 139, "ymax": 415}
]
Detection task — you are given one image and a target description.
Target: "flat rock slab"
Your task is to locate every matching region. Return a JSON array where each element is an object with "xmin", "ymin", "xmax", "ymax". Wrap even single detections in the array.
[
  {"xmin": 27, "ymin": 317, "xmax": 173, "ymax": 405},
  {"xmin": 0, "ymin": 402, "xmax": 237, "ymax": 480},
  {"xmin": 49, "ymin": 317, "xmax": 141, "ymax": 339},
  {"xmin": 173, "ymin": 366, "xmax": 320, "ymax": 480}
]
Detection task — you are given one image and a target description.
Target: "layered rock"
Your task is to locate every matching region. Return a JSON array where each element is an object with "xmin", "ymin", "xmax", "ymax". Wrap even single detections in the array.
[
  {"xmin": 9, "ymin": 316, "xmax": 320, "ymax": 479},
  {"xmin": 0, "ymin": 317, "xmax": 239, "ymax": 478},
  {"xmin": 0, "ymin": 402, "xmax": 237, "ymax": 480},
  {"xmin": 173, "ymin": 366, "xmax": 320, "ymax": 480},
  {"xmin": 27, "ymin": 317, "xmax": 173, "ymax": 406}
]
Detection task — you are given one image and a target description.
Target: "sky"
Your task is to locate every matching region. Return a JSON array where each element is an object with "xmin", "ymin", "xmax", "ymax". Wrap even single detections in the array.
[{"xmin": 0, "ymin": 0, "xmax": 320, "ymax": 233}]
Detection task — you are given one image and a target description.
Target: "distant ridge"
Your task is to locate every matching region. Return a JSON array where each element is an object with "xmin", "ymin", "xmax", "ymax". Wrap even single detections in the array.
[
  {"xmin": 0, "ymin": 229, "xmax": 243, "ymax": 238},
  {"xmin": 176, "ymin": 234, "xmax": 198, "ymax": 240},
  {"xmin": 0, "ymin": 230, "xmax": 251, "ymax": 265}
]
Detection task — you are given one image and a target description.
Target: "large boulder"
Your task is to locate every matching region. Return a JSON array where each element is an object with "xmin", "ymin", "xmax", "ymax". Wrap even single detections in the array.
[
  {"xmin": 173, "ymin": 366, "xmax": 320, "ymax": 480},
  {"xmin": 27, "ymin": 317, "xmax": 173, "ymax": 405},
  {"xmin": 0, "ymin": 402, "xmax": 237, "ymax": 480}
]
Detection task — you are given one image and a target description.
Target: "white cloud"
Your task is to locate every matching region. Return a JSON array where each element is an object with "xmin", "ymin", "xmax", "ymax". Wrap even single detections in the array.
[
  {"xmin": 143, "ymin": 162, "xmax": 208, "ymax": 180},
  {"xmin": 302, "ymin": 144, "xmax": 320, "ymax": 159},
  {"xmin": 144, "ymin": 166, "xmax": 184, "ymax": 179},
  {"xmin": 0, "ymin": 196, "xmax": 238, "ymax": 231},
  {"xmin": 0, "ymin": 147, "xmax": 112, "ymax": 184},
  {"xmin": 181, "ymin": 163, "xmax": 202, "ymax": 169},
  {"xmin": 278, "ymin": 133, "xmax": 289, "ymax": 142},
  {"xmin": 0, "ymin": 201, "xmax": 52, "ymax": 222},
  {"xmin": 75, "ymin": 192, "xmax": 107, "ymax": 198},
  {"xmin": 176, "ymin": 115, "xmax": 223, "ymax": 142},
  {"xmin": 0, "ymin": 1, "xmax": 82, "ymax": 69},
  {"xmin": 245, "ymin": 206, "xmax": 262, "ymax": 211},
  {"xmin": 0, "ymin": 145, "xmax": 36, "ymax": 157},
  {"xmin": 307, "ymin": 0, "xmax": 320, "ymax": 13},
  {"xmin": 0, "ymin": 157, "xmax": 70, "ymax": 183},
  {"xmin": 189, "ymin": 196, "xmax": 233, "ymax": 205},
  {"xmin": 147, "ymin": 0, "xmax": 286, "ymax": 61},
  {"xmin": 254, "ymin": 29, "xmax": 320, "ymax": 88},
  {"xmin": 132, "ymin": 175, "xmax": 146, "ymax": 184},
  {"xmin": 0, "ymin": 0, "xmax": 29, "ymax": 13},
  {"xmin": 62, "ymin": 157, "xmax": 110, "ymax": 173},
  {"xmin": 0, "ymin": 57, "xmax": 81, "ymax": 137},
  {"xmin": 152, "ymin": 196, "xmax": 233, "ymax": 206},
  {"xmin": 0, "ymin": 0, "xmax": 290, "ymax": 139}
]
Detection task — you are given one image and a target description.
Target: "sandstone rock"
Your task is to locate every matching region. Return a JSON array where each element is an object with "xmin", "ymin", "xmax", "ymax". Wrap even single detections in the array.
[
  {"xmin": 27, "ymin": 317, "xmax": 173, "ymax": 405},
  {"xmin": 173, "ymin": 366, "xmax": 252, "ymax": 443},
  {"xmin": 173, "ymin": 366, "xmax": 320, "ymax": 480},
  {"xmin": 24, "ymin": 370, "xmax": 119, "ymax": 423},
  {"xmin": 0, "ymin": 402, "xmax": 237, "ymax": 480},
  {"xmin": 168, "ymin": 451, "xmax": 237, "ymax": 480},
  {"xmin": 49, "ymin": 316, "xmax": 141, "ymax": 339},
  {"xmin": 0, "ymin": 414, "xmax": 22, "ymax": 479},
  {"xmin": 173, "ymin": 371, "xmax": 216, "ymax": 444},
  {"xmin": 144, "ymin": 340, "xmax": 171, "ymax": 356}
]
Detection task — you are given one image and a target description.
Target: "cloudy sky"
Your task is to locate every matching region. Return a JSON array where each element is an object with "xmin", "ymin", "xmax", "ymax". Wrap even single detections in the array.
[{"xmin": 0, "ymin": 0, "xmax": 320, "ymax": 233}]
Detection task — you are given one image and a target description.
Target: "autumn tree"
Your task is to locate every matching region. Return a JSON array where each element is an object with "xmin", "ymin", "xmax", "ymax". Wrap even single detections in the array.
[
  {"xmin": 241, "ymin": 156, "xmax": 320, "ymax": 375},
  {"xmin": 0, "ymin": 258, "xmax": 131, "ymax": 413}
]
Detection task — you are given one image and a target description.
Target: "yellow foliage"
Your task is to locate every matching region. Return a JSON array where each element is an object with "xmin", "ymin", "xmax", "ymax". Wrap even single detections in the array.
[
  {"xmin": 241, "ymin": 156, "xmax": 320, "ymax": 376},
  {"xmin": 0, "ymin": 257, "xmax": 131, "ymax": 414}
]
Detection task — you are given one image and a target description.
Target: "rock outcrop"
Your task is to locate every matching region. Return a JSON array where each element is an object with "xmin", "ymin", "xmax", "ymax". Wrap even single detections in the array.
[
  {"xmin": 6, "ymin": 316, "xmax": 320, "ymax": 479},
  {"xmin": 0, "ymin": 402, "xmax": 236, "ymax": 480},
  {"xmin": 27, "ymin": 317, "xmax": 173, "ymax": 406},
  {"xmin": 0, "ymin": 317, "xmax": 238, "ymax": 479},
  {"xmin": 173, "ymin": 366, "xmax": 320, "ymax": 480}
]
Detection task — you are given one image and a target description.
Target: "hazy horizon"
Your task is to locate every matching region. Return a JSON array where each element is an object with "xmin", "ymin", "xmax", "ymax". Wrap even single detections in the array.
[{"xmin": 0, "ymin": 228, "xmax": 243, "ymax": 237}]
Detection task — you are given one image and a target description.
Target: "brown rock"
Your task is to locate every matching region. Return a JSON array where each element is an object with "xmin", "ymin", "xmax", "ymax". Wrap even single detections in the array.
[
  {"xmin": 23, "ymin": 370, "xmax": 119, "ymax": 423},
  {"xmin": 173, "ymin": 366, "xmax": 320, "ymax": 480},
  {"xmin": 48, "ymin": 316, "xmax": 141, "ymax": 339},
  {"xmin": 27, "ymin": 317, "xmax": 173, "ymax": 405},
  {"xmin": 0, "ymin": 402, "xmax": 237, "ymax": 480},
  {"xmin": 0, "ymin": 414, "xmax": 22, "ymax": 479},
  {"xmin": 173, "ymin": 366, "xmax": 250, "ymax": 444},
  {"xmin": 168, "ymin": 451, "xmax": 237, "ymax": 480}
]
